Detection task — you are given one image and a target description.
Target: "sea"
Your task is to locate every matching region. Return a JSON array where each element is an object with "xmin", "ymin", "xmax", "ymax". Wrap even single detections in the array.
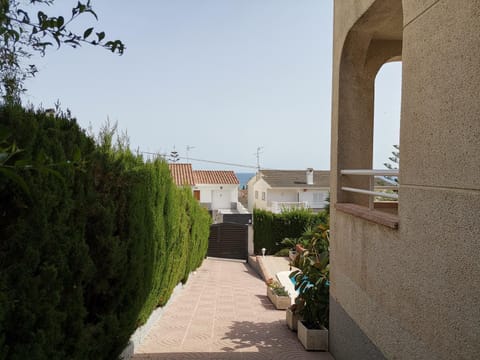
[{"xmin": 236, "ymin": 172, "xmax": 255, "ymax": 189}]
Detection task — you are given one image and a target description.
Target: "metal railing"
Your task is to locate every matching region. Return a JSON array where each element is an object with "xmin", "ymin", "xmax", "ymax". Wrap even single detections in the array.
[
  {"xmin": 341, "ymin": 169, "xmax": 399, "ymax": 209},
  {"xmin": 269, "ymin": 201, "xmax": 309, "ymax": 213}
]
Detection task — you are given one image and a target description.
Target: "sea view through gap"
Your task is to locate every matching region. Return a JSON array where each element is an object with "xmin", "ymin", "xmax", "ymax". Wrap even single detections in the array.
[{"xmin": 235, "ymin": 173, "xmax": 255, "ymax": 189}]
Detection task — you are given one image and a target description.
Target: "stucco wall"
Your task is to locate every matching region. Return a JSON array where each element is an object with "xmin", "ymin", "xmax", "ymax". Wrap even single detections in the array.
[
  {"xmin": 247, "ymin": 176, "xmax": 257, "ymax": 212},
  {"xmin": 330, "ymin": 0, "xmax": 480, "ymax": 359},
  {"xmin": 195, "ymin": 184, "xmax": 238, "ymax": 209},
  {"xmin": 248, "ymin": 178, "xmax": 269, "ymax": 211}
]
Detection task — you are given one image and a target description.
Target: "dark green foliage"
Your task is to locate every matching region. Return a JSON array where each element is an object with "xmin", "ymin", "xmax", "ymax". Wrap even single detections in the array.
[
  {"xmin": 290, "ymin": 222, "xmax": 330, "ymax": 329},
  {"xmin": 274, "ymin": 248, "xmax": 290, "ymax": 257},
  {"xmin": 0, "ymin": 105, "xmax": 210, "ymax": 359},
  {"xmin": 253, "ymin": 208, "xmax": 327, "ymax": 254}
]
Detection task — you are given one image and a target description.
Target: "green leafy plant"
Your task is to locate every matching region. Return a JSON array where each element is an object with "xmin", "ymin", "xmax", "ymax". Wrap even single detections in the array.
[
  {"xmin": 274, "ymin": 248, "xmax": 290, "ymax": 257},
  {"xmin": 290, "ymin": 222, "xmax": 330, "ymax": 329},
  {"xmin": 281, "ymin": 236, "xmax": 306, "ymax": 250},
  {"xmin": 288, "ymin": 295, "xmax": 305, "ymax": 315},
  {"xmin": 267, "ymin": 280, "xmax": 289, "ymax": 297},
  {"xmin": 0, "ymin": 126, "xmax": 29, "ymax": 194},
  {"xmin": 273, "ymin": 286, "xmax": 289, "ymax": 297}
]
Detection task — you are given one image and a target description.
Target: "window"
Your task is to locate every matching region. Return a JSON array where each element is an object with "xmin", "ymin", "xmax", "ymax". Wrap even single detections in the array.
[{"xmin": 262, "ymin": 192, "xmax": 265, "ymax": 200}]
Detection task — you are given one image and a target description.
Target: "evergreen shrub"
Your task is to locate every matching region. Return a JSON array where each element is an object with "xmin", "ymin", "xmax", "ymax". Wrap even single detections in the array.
[
  {"xmin": 253, "ymin": 208, "xmax": 327, "ymax": 255},
  {"xmin": 0, "ymin": 105, "xmax": 210, "ymax": 359}
]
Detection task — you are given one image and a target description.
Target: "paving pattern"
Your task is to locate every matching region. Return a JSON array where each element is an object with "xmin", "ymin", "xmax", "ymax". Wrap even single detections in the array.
[{"xmin": 133, "ymin": 258, "xmax": 333, "ymax": 360}]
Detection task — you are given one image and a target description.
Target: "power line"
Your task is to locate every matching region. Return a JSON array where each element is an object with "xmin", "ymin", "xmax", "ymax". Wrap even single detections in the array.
[
  {"xmin": 138, "ymin": 150, "xmax": 258, "ymax": 169},
  {"xmin": 186, "ymin": 145, "xmax": 195, "ymax": 162},
  {"xmin": 186, "ymin": 156, "xmax": 257, "ymax": 169}
]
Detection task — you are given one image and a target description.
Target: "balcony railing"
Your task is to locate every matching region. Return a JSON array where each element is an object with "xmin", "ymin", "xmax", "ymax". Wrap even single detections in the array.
[
  {"xmin": 340, "ymin": 169, "xmax": 399, "ymax": 210},
  {"xmin": 269, "ymin": 201, "xmax": 309, "ymax": 214}
]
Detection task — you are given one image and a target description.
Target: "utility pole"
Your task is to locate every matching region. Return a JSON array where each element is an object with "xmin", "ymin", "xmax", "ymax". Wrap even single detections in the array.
[{"xmin": 255, "ymin": 146, "xmax": 264, "ymax": 171}]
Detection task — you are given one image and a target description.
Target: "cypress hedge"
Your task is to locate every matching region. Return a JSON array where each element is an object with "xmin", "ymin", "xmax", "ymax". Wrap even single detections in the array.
[
  {"xmin": 253, "ymin": 208, "xmax": 327, "ymax": 254},
  {"xmin": 0, "ymin": 105, "xmax": 211, "ymax": 359}
]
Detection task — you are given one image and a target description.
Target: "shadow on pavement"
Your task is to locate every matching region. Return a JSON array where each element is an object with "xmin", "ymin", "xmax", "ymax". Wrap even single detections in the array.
[{"xmin": 133, "ymin": 320, "xmax": 332, "ymax": 359}]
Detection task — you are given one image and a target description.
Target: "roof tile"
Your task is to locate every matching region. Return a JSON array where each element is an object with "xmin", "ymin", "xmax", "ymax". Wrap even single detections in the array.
[
  {"xmin": 193, "ymin": 170, "xmax": 239, "ymax": 185},
  {"xmin": 169, "ymin": 163, "xmax": 195, "ymax": 186}
]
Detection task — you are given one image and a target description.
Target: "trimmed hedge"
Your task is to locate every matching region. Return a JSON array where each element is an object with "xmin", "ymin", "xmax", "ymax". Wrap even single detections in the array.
[
  {"xmin": 0, "ymin": 105, "xmax": 210, "ymax": 359},
  {"xmin": 253, "ymin": 208, "xmax": 327, "ymax": 255}
]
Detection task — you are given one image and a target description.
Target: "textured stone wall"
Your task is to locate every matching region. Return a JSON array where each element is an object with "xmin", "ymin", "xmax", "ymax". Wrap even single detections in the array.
[{"xmin": 330, "ymin": 0, "xmax": 480, "ymax": 359}]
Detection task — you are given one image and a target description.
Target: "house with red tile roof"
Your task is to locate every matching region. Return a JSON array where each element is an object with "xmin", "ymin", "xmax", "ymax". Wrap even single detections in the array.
[{"xmin": 169, "ymin": 163, "xmax": 241, "ymax": 211}]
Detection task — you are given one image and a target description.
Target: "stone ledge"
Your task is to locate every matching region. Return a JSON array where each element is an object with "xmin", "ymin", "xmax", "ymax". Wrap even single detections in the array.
[{"xmin": 335, "ymin": 203, "xmax": 399, "ymax": 229}]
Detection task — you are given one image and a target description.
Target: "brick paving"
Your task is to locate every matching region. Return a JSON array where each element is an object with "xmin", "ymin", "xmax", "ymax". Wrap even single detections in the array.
[{"xmin": 133, "ymin": 258, "xmax": 333, "ymax": 360}]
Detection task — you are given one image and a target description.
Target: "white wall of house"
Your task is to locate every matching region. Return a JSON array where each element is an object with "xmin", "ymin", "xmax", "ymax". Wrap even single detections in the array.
[
  {"xmin": 298, "ymin": 189, "xmax": 329, "ymax": 209},
  {"xmin": 247, "ymin": 177, "xmax": 270, "ymax": 211},
  {"xmin": 248, "ymin": 175, "xmax": 330, "ymax": 212},
  {"xmin": 247, "ymin": 176, "xmax": 257, "ymax": 212},
  {"xmin": 194, "ymin": 184, "xmax": 238, "ymax": 210}
]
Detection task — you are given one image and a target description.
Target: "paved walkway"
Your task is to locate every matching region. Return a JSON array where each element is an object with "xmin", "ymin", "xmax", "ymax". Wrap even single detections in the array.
[{"xmin": 133, "ymin": 258, "xmax": 333, "ymax": 360}]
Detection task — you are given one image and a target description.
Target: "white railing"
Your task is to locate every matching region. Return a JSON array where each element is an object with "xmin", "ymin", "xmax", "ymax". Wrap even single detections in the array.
[
  {"xmin": 341, "ymin": 169, "xmax": 399, "ymax": 209},
  {"xmin": 270, "ymin": 201, "xmax": 309, "ymax": 214}
]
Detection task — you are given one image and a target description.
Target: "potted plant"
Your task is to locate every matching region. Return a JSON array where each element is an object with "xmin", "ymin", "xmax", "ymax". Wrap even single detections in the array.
[
  {"xmin": 286, "ymin": 296, "xmax": 304, "ymax": 331},
  {"xmin": 266, "ymin": 279, "xmax": 291, "ymax": 310},
  {"xmin": 281, "ymin": 237, "xmax": 300, "ymax": 260},
  {"xmin": 281, "ymin": 236, "xmax": 310, "ymax": 261},
  {"xmin": 290, "ymin": 222, "xmax": 330, "ymax": 351}
]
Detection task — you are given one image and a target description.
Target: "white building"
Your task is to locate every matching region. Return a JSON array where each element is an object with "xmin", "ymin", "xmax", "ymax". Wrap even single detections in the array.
[
  {"xmin": 169, "ymin": 163, "xmax": 240, "ymax": 211},
  {"xmin": 192, "ymin": 170, "xmax": 239, "ymax": 210},
  {"xmin": 247, "ymin": 169, "xmax": 330, "ymax": 213}
]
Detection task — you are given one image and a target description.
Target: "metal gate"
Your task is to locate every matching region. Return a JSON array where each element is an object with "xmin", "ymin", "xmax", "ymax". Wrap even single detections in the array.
[{"xmin": 208, "ymin": 223, "xmax": 248, "ymax": 260}]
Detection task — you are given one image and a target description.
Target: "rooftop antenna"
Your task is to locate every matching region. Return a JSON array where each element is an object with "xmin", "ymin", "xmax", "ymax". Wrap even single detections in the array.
[
  {"xmin": 186, "ymin": 145, "xmax": 195, "ymax": 163},
  {"xmin": 254, "ymin": 146, "xmax": 264, "ymax": 171}
]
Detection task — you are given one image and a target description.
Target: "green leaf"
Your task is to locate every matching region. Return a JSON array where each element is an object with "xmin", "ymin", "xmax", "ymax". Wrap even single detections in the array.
[
  {"xmin": 86, "ymin": 8, "xmax": 98, "ymax": 20},
  {"xmin": 72, "ymin": 148, "xmax": 81, "ymax": 162},
  {"xmin": 14, "ymin": 159, "xmax": 31, "ymax": 168},
  {"xmin": 96, "ymin": 31, "xmax": 105, "ymax": 42},
  {"xmin": 0, "ymin": 167, "xmax": 31, "ymax": 197},
  {"xmin": 83, "ymin": 27, "xmax": 93, "ymax": 39},
  {"xmin": 53, "ymin": 34, "xmax": 61, "ymax": 48}
]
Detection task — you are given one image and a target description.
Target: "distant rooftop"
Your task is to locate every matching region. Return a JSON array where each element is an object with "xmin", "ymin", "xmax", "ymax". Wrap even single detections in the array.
[
  {"xmin": 194, "ymin": 170, "xmax": 239, "ymax": 185},
  {"xmin": 259, "ymin": 169, "xmax": 330, "ymax": 188},
  {"xmin": 169, "ymin": 163, "xmax": 239, "ymax": 186}
]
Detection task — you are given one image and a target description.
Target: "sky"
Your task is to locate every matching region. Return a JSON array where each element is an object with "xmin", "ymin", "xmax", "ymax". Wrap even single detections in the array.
[{"xmin": 23, "ymin": 0, "xmax": 401, "ymax": 172}]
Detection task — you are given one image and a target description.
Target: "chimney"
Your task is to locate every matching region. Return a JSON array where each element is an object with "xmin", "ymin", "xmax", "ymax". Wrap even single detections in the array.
[{"xmin": 306, "ymin": 168, "xmax": 314, "ymax": 185}]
